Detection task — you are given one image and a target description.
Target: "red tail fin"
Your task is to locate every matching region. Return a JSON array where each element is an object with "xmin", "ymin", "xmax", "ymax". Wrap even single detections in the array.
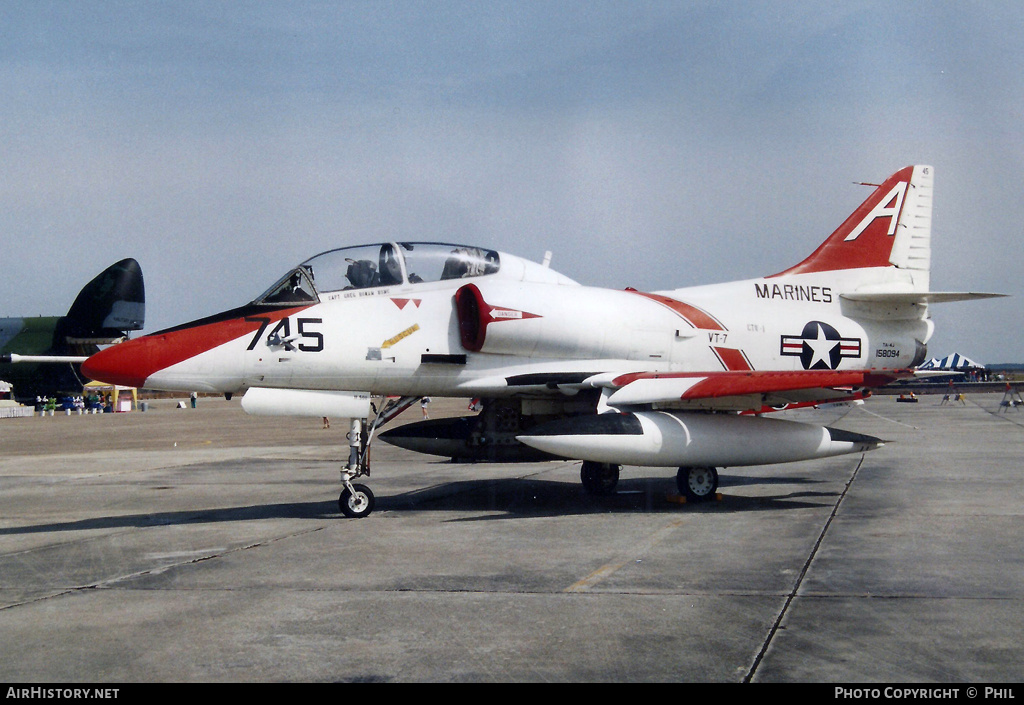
[{"xmin": 772, "ymin": 165, "xmax": 930, "ymax": 277}]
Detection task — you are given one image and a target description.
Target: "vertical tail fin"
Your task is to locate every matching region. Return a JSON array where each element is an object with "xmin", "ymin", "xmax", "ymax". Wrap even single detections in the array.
[
  {"xmin": 772, "ymin": 165, "xmax": 933, "ymax": 291},
  {"xmin": 61, "ymin": 258, "xmax": 146, "ymax": 340}
]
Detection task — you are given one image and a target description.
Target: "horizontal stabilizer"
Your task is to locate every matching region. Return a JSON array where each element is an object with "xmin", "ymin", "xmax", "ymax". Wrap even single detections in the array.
[{"xmin": 840, "ymin": 291, "xmax": 1007, "ymax": 304}]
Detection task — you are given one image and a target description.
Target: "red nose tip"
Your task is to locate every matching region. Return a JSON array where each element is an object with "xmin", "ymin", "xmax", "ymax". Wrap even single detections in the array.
[
  {"xmin": 82, "ymin": 305, "xmax": 312, "ymax": 390},
  {"xmin": 81, "ymin": 337, "xmax": 155, "ymax": 389}
]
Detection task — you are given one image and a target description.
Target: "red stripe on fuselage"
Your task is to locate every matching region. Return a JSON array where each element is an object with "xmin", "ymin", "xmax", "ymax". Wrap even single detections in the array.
[
  {"xmin": 627, "ymin": 290, "xmax": 726, "ymax": 331},
  {"xmin": 627, "ymin": 290, "xmax": 751, "ymax": 371},
  {"xmin": 81, "ymin": 305, "xmax": 311, "ymax": 388},
  {"xmin": 712, "ymin": 347, "xmax": 753, "ymax": 372}
]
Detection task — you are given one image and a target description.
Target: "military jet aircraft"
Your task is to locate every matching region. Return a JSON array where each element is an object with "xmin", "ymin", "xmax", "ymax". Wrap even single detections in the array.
[
  {"xmin": 1, "ymin": 258, "xmax": 144, "ymax": 401},
  {"xmin": 82, "ymin": 166, "xmax": 1000, "ymax": 517}
]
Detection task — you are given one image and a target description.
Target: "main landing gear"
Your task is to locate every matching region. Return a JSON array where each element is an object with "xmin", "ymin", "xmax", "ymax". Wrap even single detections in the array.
[
  {"xmin": 580, "ymin": 461, "xmax": 620, "ymax": 496},
  {"xmin": 676, "ymin": 466, "xmax": 719, "ymax": 502},
  {"xmin": 580, "ymin": 462, "xmax": 720, "ymax": 503},
  {"xmin": 337, "ymin": 395, "xmax": 418, "ymax": 518}
]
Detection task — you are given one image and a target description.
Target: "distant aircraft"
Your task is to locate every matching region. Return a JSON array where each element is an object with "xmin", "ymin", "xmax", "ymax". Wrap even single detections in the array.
[
  {"xmin": 1, "ymin": 259, "xmax": 145, "ymax": 401},
  {"xmin": 83, "ymin": 166, "xmax": 1002, "ymax": 517}
]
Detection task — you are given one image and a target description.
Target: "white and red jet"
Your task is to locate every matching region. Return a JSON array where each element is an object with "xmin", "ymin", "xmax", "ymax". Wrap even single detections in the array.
[{"xmin": 83, "ymin": 165, "xmax": 999, "ymax": 517}]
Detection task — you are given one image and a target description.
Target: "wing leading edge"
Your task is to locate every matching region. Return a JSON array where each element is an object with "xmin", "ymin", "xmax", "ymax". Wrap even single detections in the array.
[{"xmin": 594, "ymin": 368, "xmax": 912, "ymax": 411}]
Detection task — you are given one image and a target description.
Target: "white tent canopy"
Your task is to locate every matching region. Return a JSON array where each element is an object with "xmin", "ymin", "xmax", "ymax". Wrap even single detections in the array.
[{"xmin": 918, "ymin": 353, "xmax": 985, "ymax": 370}]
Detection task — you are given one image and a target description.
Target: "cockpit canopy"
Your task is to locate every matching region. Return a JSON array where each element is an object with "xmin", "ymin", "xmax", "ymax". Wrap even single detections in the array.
[{"xmin": 254, "ymin": 242, "xmax": 502, "ymax": 305}]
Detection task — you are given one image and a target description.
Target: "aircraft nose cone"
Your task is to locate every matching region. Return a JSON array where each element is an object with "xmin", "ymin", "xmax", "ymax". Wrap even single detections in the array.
[{"xmin": 82, "ymin": 338, "xmax": 153, "ymax": 388}]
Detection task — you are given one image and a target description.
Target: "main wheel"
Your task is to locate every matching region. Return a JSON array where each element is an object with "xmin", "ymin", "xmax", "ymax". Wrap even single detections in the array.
[
  {"xmin": 581, "ymin": 461, "xmax": 620, "ymax": 496},
  {"xmin": 676, "ymin": 466, "xmax": 718, "ymax": 502},
  {"xmin": 339, "ymin": 483, "xmax": 375, "ymax": 518}
]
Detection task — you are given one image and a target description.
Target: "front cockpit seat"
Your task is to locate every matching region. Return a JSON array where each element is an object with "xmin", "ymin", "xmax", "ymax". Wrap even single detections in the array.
[{"xmin": 346, "ymin": 259, "xmax": 378, "ymax": 288}]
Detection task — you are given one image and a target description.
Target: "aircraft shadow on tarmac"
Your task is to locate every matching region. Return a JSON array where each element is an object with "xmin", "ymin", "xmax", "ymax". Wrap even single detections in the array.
[
  {"xmin": 0, "ymin": 501, "xmax": 341, "ymax": 535},
  {"xmin": 409, "ymin": 475, "xmax": 839, "ymax": 521},
  {"xmin": 0, "ymin": 474, "xmax": 837, "ymax": 534}
]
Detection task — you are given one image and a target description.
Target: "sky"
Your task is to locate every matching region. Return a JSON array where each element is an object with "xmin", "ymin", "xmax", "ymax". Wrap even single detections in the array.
[{"xmin": 1, "ymin": 1, "xmax": 1021, "ymax": 364}]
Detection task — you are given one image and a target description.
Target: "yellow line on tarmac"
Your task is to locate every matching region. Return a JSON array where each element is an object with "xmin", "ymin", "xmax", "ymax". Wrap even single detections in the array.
[{"xmin": 564, "ymin": 518, "xmax": 689, "ymax": 593}]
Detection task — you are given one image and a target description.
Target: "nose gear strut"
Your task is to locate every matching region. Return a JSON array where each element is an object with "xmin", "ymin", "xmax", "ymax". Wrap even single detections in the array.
[{"xmin": 338, "ymin": 395, "xmax": 419, "ymax": 517}]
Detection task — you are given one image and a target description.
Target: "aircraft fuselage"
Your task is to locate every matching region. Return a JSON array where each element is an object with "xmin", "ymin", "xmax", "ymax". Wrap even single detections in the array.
[{"xmin": 82, "ymin": 249, "xmax": 929, "ymax": 400}]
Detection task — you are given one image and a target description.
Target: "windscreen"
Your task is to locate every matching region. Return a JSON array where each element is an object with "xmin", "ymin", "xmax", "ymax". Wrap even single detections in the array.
[{"xmin": 253, "ymin": 266, "xmax": 318, "ymax": 305}]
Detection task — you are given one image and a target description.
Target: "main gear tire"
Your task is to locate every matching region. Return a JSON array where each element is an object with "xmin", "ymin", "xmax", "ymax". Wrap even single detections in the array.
[
  {"xmin": 581, "ymin": 461, "xmax": 620, "ymax": 496},
  {"xmin": 676, "ymin": 466, "xmax": 718, "ymax": 502}
]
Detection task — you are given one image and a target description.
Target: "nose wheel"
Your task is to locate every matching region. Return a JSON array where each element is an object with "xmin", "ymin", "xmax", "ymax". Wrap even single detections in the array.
[{"xmin": 339, "ymin": 482, "xmax": 375, "ymax": 518}]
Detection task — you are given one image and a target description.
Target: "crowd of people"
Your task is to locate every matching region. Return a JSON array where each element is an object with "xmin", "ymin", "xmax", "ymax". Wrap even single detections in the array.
[{"xmin": 34, "ymin": 392, "xmax": 108, "ymax": 414}]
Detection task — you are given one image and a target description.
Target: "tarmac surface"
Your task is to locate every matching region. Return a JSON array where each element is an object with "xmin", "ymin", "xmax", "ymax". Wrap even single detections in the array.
[{"xmin": 0, "ymin": 391, "xmax": 1022, "ymax": 683}]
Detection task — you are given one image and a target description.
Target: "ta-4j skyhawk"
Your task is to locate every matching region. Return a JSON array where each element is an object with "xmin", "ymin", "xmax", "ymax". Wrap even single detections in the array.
[{"xmin": 83, "ymin": 165, "xmax": 1000, "ymax": 517}]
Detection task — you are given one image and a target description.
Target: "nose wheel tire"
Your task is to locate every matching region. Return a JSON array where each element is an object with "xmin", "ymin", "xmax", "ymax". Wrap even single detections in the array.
[
  {"xmin": 677, "ymin": 466, "xmax": 718, "ymax": 502},
  {"xmin": 339, "ymin": 483, "xmax": 375, "ymax": 518}
]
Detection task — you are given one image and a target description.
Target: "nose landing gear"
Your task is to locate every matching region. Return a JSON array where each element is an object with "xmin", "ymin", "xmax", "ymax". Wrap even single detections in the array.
[
  {"xmin": 339, "ymin": 474, "xmax": 375, "ymax": 518},
  {"xmin": 337, "ymin": 395, "xmax": 418, "ymax": 518}
]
